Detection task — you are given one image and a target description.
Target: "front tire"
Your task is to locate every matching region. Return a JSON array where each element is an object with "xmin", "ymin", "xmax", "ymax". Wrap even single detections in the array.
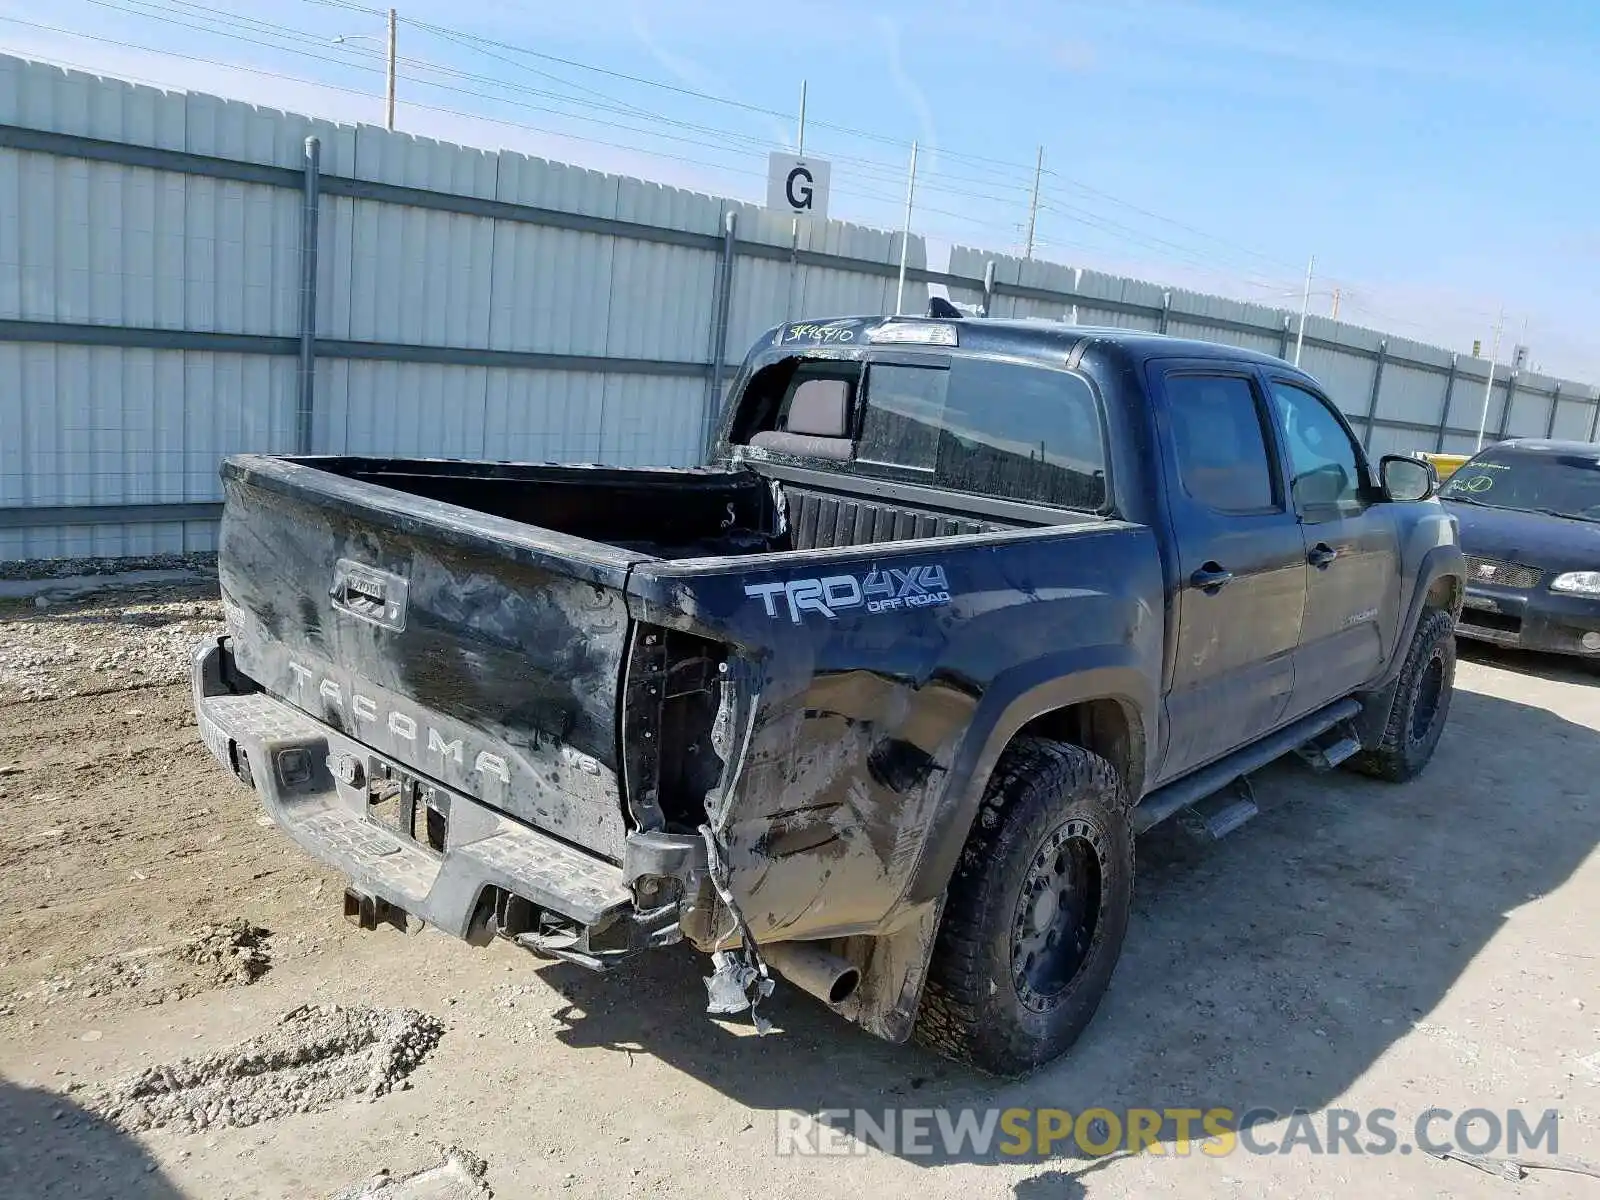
[
  {"xmin": 914, "ymin": 738, "xmax": 1133, "ymax": 1077},
  {"xmin": 1348, "ymin": 608, "xmax": 1456, "ymax": 782}
]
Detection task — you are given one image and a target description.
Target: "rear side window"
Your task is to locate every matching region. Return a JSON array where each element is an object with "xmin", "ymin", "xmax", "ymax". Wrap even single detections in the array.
[
  {"xmin": 857, "ymin": 364, "xmax": 948, "ymax": 472},
  {"xmin": 1166, "ymin": 374, "xmax": 1277, "ymax": 513},
  {"xmin": 857, "ymin": 357, "xmax": 1107, "ymax": 509}
]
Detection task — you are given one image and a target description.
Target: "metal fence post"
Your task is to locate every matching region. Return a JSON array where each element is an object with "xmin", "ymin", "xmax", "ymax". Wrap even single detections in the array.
[
  {"xmin": 1360, "ymin": 339, "xmax": 1388, "ymax": 451},
  {"xmin": 1433, "ymin": 354, "xmax": 1459, "ymax": 452},
  {"xmin": 1278, "ymin": 315, "xmax": 1292, "ymax": 360},
  {"xmin": 1589, "ymin": 389, "xmax": 1600, "ymax": 443},
  {"xmin": 1495, "ymin": 371, "xmax": 1518, "ymax": 441},
  {"xmin": 296, "ymin": 136, "xmax": 321, "ymax": 456},
  {"xmin": 1544, "ymin": 383, "xmax": 1563, "ymax": 439},
  {"xmin": 702, "ymin": 208, "xmax": 738, "ymax": 460},
  {"xmin": 981, "ymin": 260, "xmax": 996, "ymax": 318},
  {"xmin": 1159, "ymin": 290, "xmax": 1171, "ymax": 335}
]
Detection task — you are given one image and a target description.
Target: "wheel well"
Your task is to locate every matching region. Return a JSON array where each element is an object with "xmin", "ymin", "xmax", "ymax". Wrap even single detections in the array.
[
  {"xmin": 1016, "ymin": 698, "xmax": 1144, "ymax": 799},
  {"xmin": 1426, "ymin": 574, "xmax": 1463, "ymax": 618}
]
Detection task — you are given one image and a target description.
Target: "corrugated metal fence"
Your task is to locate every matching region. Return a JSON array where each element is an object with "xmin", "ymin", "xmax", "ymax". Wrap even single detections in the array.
[
  {"xmin": 0, "ymin": 54, "xmax": 928, "ymax": 560},
  {"xmin": 2, "ymin": 54, "xmax": 1596, "ymax": 561}
]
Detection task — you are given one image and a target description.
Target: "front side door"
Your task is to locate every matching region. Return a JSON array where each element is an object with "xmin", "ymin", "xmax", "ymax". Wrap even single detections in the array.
[
  {"xmin": 1264, "ymin": 375, "xmax": 1404, "ymax": 717},
  {"xmin": 1152, "ymin": 365, "xmax": 1309, "ymax": 784}
]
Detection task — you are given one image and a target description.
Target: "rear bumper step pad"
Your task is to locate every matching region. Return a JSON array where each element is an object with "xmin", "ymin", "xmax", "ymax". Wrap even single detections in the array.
[{"xmin": 192, "ymin": 639, "xmax": 634, "ymax": 940}]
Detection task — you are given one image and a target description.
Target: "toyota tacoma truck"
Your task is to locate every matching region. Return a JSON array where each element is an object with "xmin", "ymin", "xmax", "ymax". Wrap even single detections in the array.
[{"xmin": 192, "ymin": 314, "xmax": 1464, "ymax": 1076}]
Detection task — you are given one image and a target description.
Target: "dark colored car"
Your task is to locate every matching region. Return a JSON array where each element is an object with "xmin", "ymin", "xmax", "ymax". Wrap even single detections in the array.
[
  {"xmin": 191, "ymin": 314, "xmax": 1464, "ymax": 1075},
  {"xmin": 1441, "ymin": 439, "xmax": 1600, "ymax": 663}
]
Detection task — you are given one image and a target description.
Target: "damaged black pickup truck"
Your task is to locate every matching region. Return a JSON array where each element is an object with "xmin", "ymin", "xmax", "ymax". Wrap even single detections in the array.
[{"xmin": 193, "ymin": 315, "xmax": 1465, "ymax": 1075}]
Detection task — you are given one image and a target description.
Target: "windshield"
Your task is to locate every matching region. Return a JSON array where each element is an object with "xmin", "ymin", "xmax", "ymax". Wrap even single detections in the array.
[{"xmin": 1440, "ymin": 447, "xmax": 1600, "ymax": 520}]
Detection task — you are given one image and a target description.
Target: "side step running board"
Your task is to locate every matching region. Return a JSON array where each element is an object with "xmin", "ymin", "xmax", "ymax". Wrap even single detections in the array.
[
  {"xmin": 1132, "ymin": 697, "xmax": 1363, "ymax": 836},
  {"xmin": 1180, "ymin": 777, "xmax": 1259, "ymax": 841},
  {"xmin": 1295, "ymin": 720, "xmax": 1363, "ymax": 772}
]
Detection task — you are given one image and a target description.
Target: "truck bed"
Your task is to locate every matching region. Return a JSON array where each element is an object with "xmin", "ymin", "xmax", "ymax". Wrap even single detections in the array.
[
  {"xmin": 301, "ymin": 456, "xmax": 1016, "ymax": 557},
  {"xmin": 213, "ymin": 455, "xmax": 1043, "ymax": 858}
]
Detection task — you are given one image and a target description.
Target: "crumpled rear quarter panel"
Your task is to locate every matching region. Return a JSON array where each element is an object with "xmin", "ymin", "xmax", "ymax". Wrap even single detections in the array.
[{"xmin": 630, "ymin": 522, "xmax": 1162, "ymax": 945}]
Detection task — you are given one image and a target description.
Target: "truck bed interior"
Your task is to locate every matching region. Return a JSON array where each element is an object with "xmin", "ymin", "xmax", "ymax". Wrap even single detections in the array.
[{"xmin": 299, "ymin": 457, "xmax": 1024, "ymax": 558}]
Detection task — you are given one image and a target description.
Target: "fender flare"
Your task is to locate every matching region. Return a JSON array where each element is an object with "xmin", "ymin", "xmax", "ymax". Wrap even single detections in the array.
[
  {"xmin": 900, "ymin": 646, "xmax": 1156, "ymax": 908},
  {"xmin": 1351, "ymin": 542, "xmax": 1464, "ymax": 746},
  {"xmin": 1374, "ymin": 542, "xmax": 1466, "ymax": 693}
]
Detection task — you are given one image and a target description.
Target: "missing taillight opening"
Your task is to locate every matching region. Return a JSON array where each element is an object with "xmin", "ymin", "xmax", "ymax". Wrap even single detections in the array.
[{"xmin": 622, "ymin": 625, "xmax": 729, "ymax": 833}]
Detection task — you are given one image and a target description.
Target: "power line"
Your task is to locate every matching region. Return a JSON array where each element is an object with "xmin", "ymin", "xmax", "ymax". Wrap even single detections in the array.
[
  {"xmin": 395, "ymin": 13, "xmax": 1042, "ymax": 199},
  {"xmin": 393, "ymin": 11, "xmax": 1047, "ymax": 181},
  {"xmin": 55, "ymin": 5, "xmax": 808, "ymax": 184},
  {"xmin": 0, "ymin": 16, "xmax": 768, "ymax": 183},
  {"xmin": 0, "ymin": 12, "xmax": 1037, "ymax": 245},
  {"xmin": 1042, "ymin": 173, "xmax": 1310, "ymax": 278},
  {"xmin": 297, "ymin": 0, "xmax": 387, "ymax": 14},
  {"xmin": 8, "ymin": 8, "xmax": 1300, "ymax": 293},
  {"xmin": 73, "ymin": 0, "xmax": 1309, "ymax": 280},
  {"xmin": 411, "ymin": 16, "xmax": 1039, "ymax": 202},
  {"xmin": 16, "ymin": 4, "xmax": 1524, "ymax": 353},
  {"xmin": 410, "ymin": 20, "xmax": 673, "ymax": 123},
  {"xmin": 1038, "ymin": 199, "xmax": 1298, "ymax": 283},
  {"xmin": 397, "ymin": 15, "xmax": 1377, "ymax": 294},
  {"xmin": 381, "ymin": 6, "xmax": 1339, "ymax": 273},
  {"xmin": 80, "ymin": 0, "xmax": 1042, "ymax": 216}
]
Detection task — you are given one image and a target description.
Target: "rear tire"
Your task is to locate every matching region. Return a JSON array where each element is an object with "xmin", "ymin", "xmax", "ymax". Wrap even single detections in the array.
[
  {"xmin": 1348, "ymin": 608, "xmax": 1456, "ymax": 782},
  {"xmin": 913, "ymin": 738, "xmax": 1133, "ymax": 1077}
]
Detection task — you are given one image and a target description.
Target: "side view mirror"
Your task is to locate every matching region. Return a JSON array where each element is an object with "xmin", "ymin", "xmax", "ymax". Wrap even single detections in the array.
[{"xmin": 1379, "ymin": 454, "xmax": 1437, "ymax": 502}]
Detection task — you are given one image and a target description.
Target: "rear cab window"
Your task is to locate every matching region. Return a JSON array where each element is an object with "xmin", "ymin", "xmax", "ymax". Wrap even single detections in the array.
[
  {"xmin": 733, "ymin": 347, "xmax": 1109, "ymax": 513},
  {"xmin": 1164, "ymin": 373, "xmax": 1280, "ymax": 513}
]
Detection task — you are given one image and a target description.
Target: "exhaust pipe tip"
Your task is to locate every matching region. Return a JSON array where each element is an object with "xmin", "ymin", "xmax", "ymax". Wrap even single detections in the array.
[
  {"xmin": 761, "ymin": 942, "xmax": 862, "ymax": 1008},
  {"xmin": 825, "ymin": 966, "xmax": 862, "ymax": 1005}
]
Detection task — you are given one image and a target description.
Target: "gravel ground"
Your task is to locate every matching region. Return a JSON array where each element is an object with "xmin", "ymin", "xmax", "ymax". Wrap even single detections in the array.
[
  {"xmin": 0, "ymin": 579, "xmax": 1595, "ymax": 1200},
  {"xmin": 91, "ymin": 1004, "xmax": 445, "ymax": 1135},
  {"xmin": 0, "ymin": 583, "xmax": 222, "ymax": 703},
  {"xmin": 0, "ymin": 552, "xmax": 216, "ymax": 583},
  {"xmin": 329, "ymin": 1146, "xmax": 493, "ymax": 1200}
]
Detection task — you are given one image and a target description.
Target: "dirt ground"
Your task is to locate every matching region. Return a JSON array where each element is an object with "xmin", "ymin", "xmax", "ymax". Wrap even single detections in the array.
[{"xmin": 0, "ymin": 581, "xmax": 1595, "ymax": 1199}]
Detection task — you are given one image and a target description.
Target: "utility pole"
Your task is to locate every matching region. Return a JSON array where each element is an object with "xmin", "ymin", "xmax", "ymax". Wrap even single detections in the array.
[
  {"xmin": 334, "ymin": 14, "xmax": 398, "ymax": 129},
  {"xmin": 1330, "ymin": 286, "xmax": 1341, "ymax": 321},
  {"xmin": 385, "ymin": 8, "xmax": 397, "ymax": 131},
  {"xmin": 1475, "ymin": 309, "xmax": 1505, "ymax": 451},
  {"xmin": 895, "ymin": 140, "xmax": 919, "ymax": 316},
  {"xmin": 784, "ymin": 80, "xmax": 807, "ymax": 323},
  {"xmin": 796, "ymin": 79, "xmax": 807, "ymax": 156},
  {"xmin": 1023, "ymin": 146, "xmax": 1044, "ymax": 260},
  {"xmin": 1293, "ymin": 253, "xmax": 1315, "ymax": 366}
]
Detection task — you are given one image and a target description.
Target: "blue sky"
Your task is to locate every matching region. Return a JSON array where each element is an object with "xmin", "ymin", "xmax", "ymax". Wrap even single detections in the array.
[{"xmin": 3, "ymin": 0, "xmax": 1595, "ymax": 380}]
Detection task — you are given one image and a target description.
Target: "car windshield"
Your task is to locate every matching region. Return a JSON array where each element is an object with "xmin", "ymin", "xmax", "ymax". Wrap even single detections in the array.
[{"xmin": 1440, "ymin": 447, "xmax": 1600, "ymax": 521}]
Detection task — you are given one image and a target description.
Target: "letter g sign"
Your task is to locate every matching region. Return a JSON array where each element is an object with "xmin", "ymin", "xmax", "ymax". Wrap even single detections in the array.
[
  {"xmin": 786, "ymin": 166, "xmax": 814, "ymax": 211},
  {"xmin": 767, "ymin": 152, "xmax": 831, "ymax": 220}
]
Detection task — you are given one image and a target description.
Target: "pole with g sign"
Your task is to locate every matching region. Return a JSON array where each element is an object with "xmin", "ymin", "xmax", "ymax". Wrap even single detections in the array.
[{"xmin": 767, "ymin": 153, "xmax": 831, "ymax": 220}]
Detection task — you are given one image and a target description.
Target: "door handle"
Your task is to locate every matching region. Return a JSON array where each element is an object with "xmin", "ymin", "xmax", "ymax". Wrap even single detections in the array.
[
  {"xmin": 1190, "ymin": 563, "xmax": 1234, "ymax": 593},
  {"xmin": 1308, "ymin": 543, "xmax": 1339, "ymax": 568}
]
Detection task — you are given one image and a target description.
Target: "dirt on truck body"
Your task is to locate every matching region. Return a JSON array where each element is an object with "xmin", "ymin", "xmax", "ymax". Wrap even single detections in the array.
[{"xmin": 193, "ymin": 313, "xmax": 1465, "ymax": 1075}]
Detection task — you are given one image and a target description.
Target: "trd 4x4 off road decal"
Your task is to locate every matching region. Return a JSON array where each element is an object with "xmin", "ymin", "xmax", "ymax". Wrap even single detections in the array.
[{"xmin": 744, "ymin": 565, "xmax": 952, "ymax": 623}]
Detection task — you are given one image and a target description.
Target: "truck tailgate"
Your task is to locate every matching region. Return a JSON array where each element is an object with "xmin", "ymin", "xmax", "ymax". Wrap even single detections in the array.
[{"xmin": 217, "ymin": 456, "xmax": 645, "ymax": 861}]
